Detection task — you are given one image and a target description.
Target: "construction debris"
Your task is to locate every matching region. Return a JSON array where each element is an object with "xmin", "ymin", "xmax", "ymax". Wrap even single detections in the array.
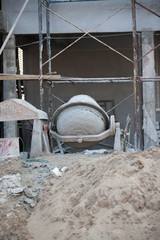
[{"xmin": 0, "ymin": 174, "xmax": 25, "ymax": 203}]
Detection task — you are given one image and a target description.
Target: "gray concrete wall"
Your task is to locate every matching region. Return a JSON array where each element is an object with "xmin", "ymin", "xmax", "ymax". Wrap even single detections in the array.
[
  {"xmin": 2, "ymin": 0, "xmax": 160, "ymax": 34},
  {"xmin": 22, "ymin": 33, "xmax": 133, "ymax": 77}
]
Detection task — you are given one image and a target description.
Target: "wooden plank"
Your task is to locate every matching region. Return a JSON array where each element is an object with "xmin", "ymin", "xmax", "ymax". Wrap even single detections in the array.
[{"xmin": 0, "ymin": 74, "xmax": 61, "ymax": 80}]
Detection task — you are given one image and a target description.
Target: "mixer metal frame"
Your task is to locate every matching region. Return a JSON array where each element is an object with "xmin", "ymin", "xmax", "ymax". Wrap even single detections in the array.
[{"xmin": 49, "ymin": 115, "xmax": 115, "ymax": 144}]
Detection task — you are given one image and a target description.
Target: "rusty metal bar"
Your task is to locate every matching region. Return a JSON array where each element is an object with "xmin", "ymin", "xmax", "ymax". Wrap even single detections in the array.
[
  {"xmin": 42, "ymin": 3, "xmax": 133, "ymax": 66},
  {"xmin": 42, "ymin": 1, "xmax": 131, "ymax": 67},
  {"xmin": 132, "ymin": 0, "xmax": 139, "ymax": 149},
  {"xmin": 46, "ymin": 1, "xmax": 51, "ymax": 73},
  {"xmin": 107, "ymin": 93, "xmax": 134, "ymax": 114},
  {"xmin": 137, "ymin": 32, "xmax": 143, "ymax": 150},
  {"xmin": 135, "ymin": 1, "xmax": 160, "ymax": 18},
  {"xmin": 45, "ymin": 0, "xmax": 53, "ymax": 119},
  {"xmin": 0, "ymin": 0, "xmax": 29, "ymax": 55},
  {"xmin": 38, "ymin": 0, "xmax": 44, "ymax": 110},
  {"xmin": 137, "ymin": 42, "xmax": 160, "ymax": 63}
]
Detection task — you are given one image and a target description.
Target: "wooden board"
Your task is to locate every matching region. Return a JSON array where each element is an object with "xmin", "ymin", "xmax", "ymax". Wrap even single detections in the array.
[{"xmin": 0, "ymin": 74, "xmax": 61, "ymax": 80}]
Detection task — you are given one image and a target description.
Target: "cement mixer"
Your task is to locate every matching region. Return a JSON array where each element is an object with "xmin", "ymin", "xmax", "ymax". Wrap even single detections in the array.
[{"xmin": 49, "ymin": 95, "xmax": 118, "ymax": 149}]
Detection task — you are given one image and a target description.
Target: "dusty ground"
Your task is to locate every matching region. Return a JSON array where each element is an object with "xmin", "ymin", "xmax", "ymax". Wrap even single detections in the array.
[
  {"xmin": 0, "ymin": 148, "xmax": 160, "ymax": 240},
  {"xmin": 0, "ymin": 158, "xmax": 32, "ymax": 240}
]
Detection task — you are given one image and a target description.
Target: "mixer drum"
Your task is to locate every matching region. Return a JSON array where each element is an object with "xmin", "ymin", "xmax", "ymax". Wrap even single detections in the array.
[{"xmin": 51, "ymin": 95, "xmax": 109, "ymax": 148}]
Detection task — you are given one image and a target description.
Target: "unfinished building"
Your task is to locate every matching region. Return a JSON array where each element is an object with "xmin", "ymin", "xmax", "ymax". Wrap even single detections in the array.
[{"xmin": 0, "ymin": 0, "xmax": 160, "ymax": 155}]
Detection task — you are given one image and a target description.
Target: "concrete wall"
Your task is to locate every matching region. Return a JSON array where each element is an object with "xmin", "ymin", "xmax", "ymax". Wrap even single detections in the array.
[
  {"xmin": 2, "ymin": 0, "xmax": 160, "ymax": 34},
  {"xmin": 22, "ymin": 33, "xmax": 133, "ymax": 77}
]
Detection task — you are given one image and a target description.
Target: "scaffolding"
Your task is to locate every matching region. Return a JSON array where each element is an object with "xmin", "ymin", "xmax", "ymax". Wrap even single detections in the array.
[
  {"xmin": 36, "ymin": 0, "xmax": 160, "ymax": 149},
  {"xmin": 0, "ymin": 0, "xmax": 160, "ymax": 149}
]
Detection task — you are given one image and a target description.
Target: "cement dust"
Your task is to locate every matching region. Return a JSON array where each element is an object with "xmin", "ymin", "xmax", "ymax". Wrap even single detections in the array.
[{"xmin": 28, "ymin": 147, "xmax": 160, "ymax": 240}]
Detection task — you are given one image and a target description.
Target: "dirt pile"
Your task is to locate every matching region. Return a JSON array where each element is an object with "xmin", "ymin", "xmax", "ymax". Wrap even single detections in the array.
[{"xmin": 28, "ymin": 147, "xmax": 160, "ymax": 240}]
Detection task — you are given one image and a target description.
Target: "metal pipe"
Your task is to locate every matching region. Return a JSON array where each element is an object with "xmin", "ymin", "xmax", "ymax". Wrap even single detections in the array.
[
  {"xmin": 46, "ymin": 1, "xmax": 51, "ymax": 73},
  {"xmin": 59, "ymin": 76, "xmax": 133, "ymax": 81},
  {"xmin": 107, "ymin": 93, "xmax": 134, "ymax": 114},
  {"xmin": 46, "ymin": 76, "xmax": 133, "ymax": 83},
  {"xmin": 46, "ymin": 1, "xmax": 52, "ymax": 119},
  {"xmin": 137, "ymin": 42, "xmax": 160, "ymax": 63},
  {"xmin": 137, "ymin": 32, "xmax": 144, "ymax": 150},
  {"xmin": 135, "ymin": 1, "xmax": 160, "ymax": 18},
  {"xmin": 0, "ymin": 0, "xmax": 29, "ymax": 55},
  {"xmin": 50, "ymin": 80, "xmax": 133, "ymax": 84},
  {"xmin": 132, "ymin": 0, "xmax": 139, "ymax": 149},
  {"xmin": 38, "ymin": 0, "xmax": 44, "ymax": 110}
]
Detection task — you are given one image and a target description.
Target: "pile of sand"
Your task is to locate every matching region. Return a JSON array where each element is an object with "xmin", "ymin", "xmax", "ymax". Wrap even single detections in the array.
[{"xmin": 28, "ymin": 147, "xmax": 160, "ymax": 240}]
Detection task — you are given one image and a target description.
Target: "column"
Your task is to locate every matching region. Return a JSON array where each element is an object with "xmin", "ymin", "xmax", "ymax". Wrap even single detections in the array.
[
  {"xmin": 142, "ymin": 32, "xmax": 157, "ymax": 148},
  {"xmin": 3, "ymin": 34, "xmax": 17, "ymax": 138}
]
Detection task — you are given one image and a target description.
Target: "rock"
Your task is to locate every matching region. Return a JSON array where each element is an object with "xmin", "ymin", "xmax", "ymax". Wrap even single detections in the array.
[
  {"xmin": 24, "ymin": 188, "xmax": 39, "ymax": 198},
  {"xmin": 24, "ymin": 197, "xmax": 37, "ymax": 208}
]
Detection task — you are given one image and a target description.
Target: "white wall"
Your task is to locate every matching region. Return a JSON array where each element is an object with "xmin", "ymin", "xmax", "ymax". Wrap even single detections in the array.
[{"xmin": 2, "ymin": 0, "xmax": 160, "ymax": 34}]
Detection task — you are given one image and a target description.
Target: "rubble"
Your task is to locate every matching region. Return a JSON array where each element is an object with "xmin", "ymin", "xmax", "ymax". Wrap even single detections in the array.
[
  {"xmin": 83, "ymin": 149, "xmax": 113, "ymax": 155},
  {"xmin": 0, "ymin": 174, "xmax": 25, "ymax": 203}
]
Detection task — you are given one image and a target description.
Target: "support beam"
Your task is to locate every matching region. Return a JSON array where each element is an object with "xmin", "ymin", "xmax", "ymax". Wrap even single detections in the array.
[
  {"xmin": 132, "ymin": 0, "xmax": 139, "ymax": 149},
  {"xmin": 0, "ymin": 74, "xmax": 61, "ymax": 80},
  {"xmin": 142, "ymin": 32, "xmax": 157, "ymax": 148},
  {"xmin": 46, "ymin": 1, "xmax": 51, "ymax": 74},
  {"xmin": 38, "ymin": 0, "xmax": 44, "ymax": 110},
  {"xmin": 137, "ymin": 32, "xmax": 144, "ymax": 150},
  {"xmin": 135, "ymin": 1, "xmax": 160, "ymax": 19},
  {"xmin": 3, "ymin": 35, "xmax": 17, "ymax": 138}
]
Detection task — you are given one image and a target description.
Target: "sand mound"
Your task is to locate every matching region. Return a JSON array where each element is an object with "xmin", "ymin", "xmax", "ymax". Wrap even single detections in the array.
[{"xmin": 28, "ymin": 147, "xmax": 160, "ymax": 240}]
